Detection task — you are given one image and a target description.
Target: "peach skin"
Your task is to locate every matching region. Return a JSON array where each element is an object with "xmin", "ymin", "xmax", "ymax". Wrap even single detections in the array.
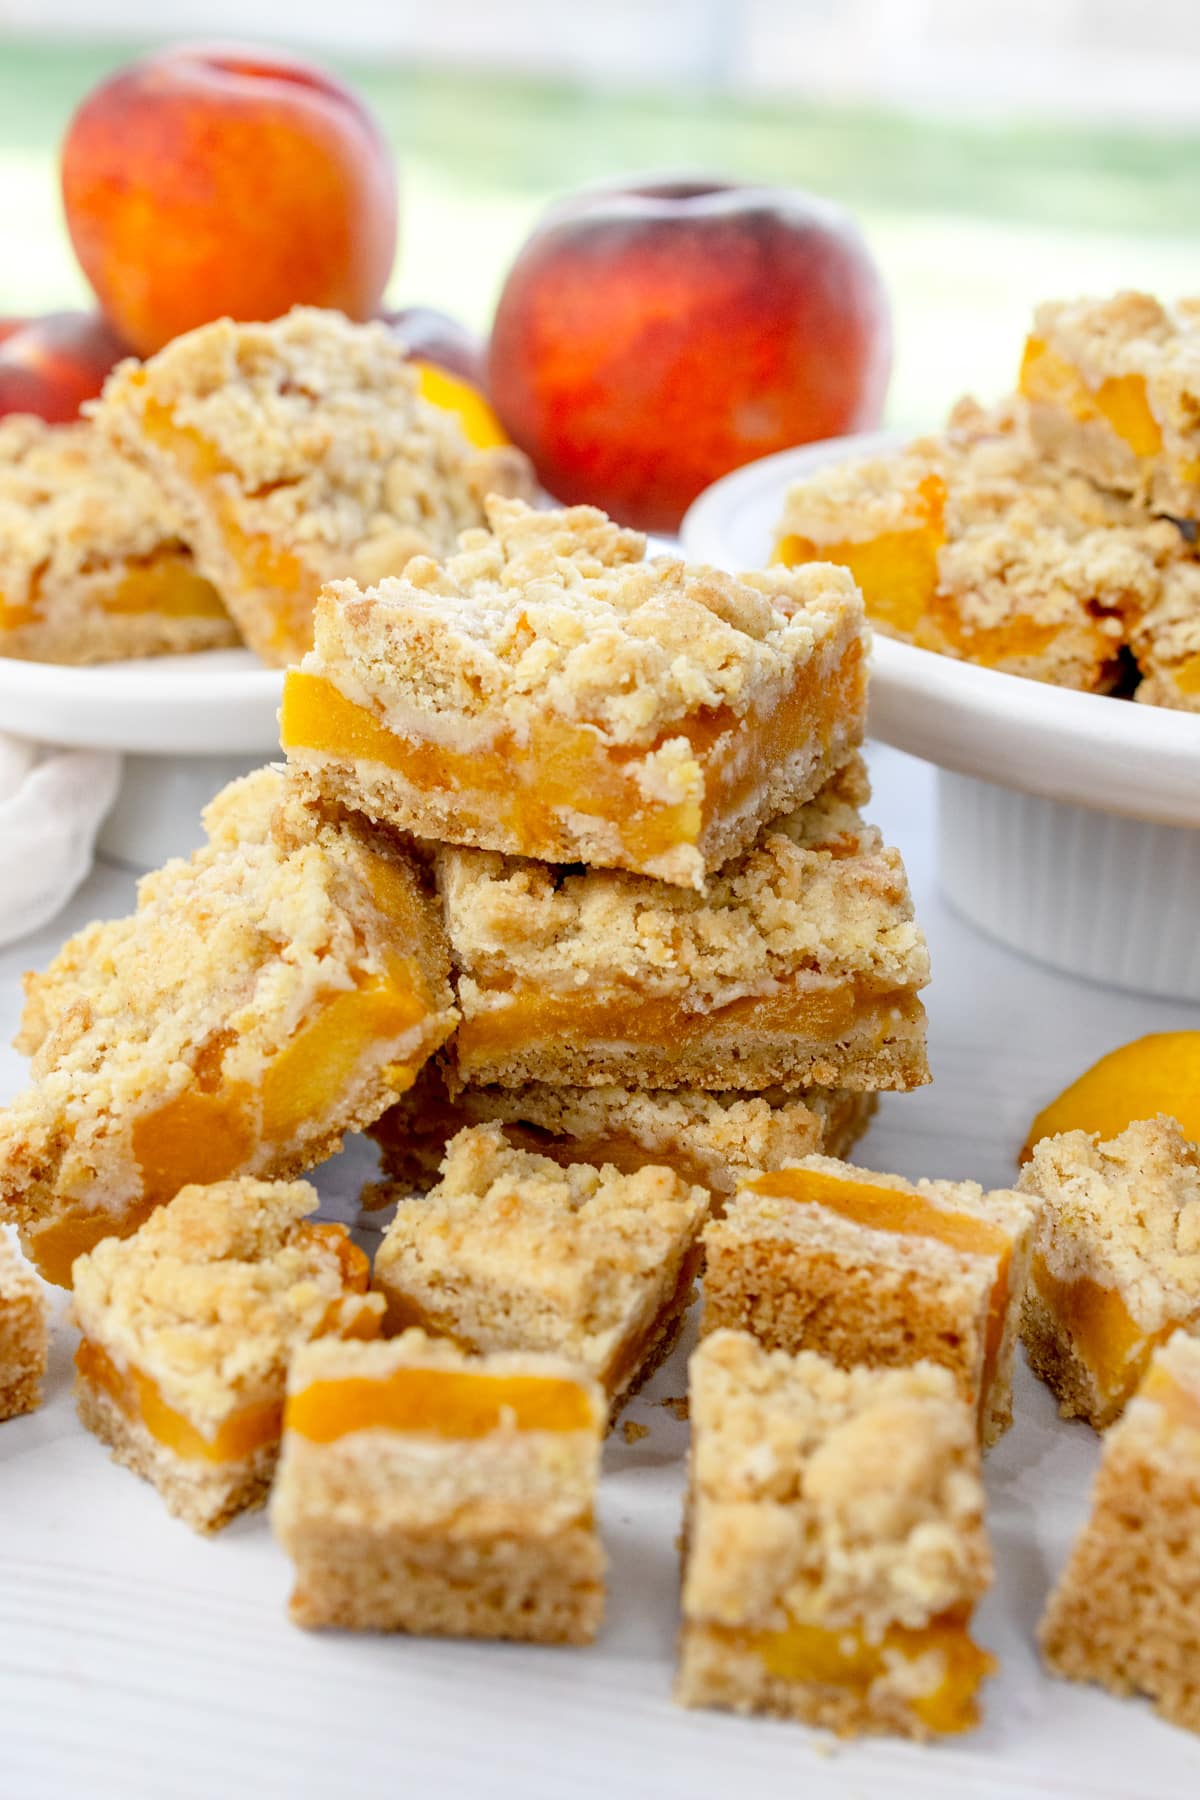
[{"xmin": 61, "ymin": 42, "xmax": 398, "ymax": 356}]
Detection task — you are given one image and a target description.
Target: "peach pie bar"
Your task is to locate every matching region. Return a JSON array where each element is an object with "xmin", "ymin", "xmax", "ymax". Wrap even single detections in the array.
[
  {"xmin": 437, "ymin": 756, "xmax": 929, "ymax": 1093},
  {"xmin": 1039, "ymin": 1329, "xmax": 1200, "ymax": 1734},
  {"xmin": 0, "ymin": 415, "xmax": 235, "ymax": 664},
  {"xmin": 368, "ymin": 1060, "xmax": 876, "ymax": 1208},
  {"xmin": 1019, "ymin": 291, "xmax": 1200, "ymax": 518},
  {"xmin": 1018, "ymin": 1116, "xmax": 1200, "ymax": 1429},
  {"xmin": 271, "ymin": 1331, "xmax": 606, "ymax": 1641},
  {"xmin": 280, "ymin": 495, "xmax": 867, "ymax": 888},
  {"xmin": 0, "ymin": 768, "xmax": 456, "ymax": 1286},
  {"xmin": 372, "ymin": 1123, "xmax": 708, "ymax": 1413},
  {"xmin": 676, "ymin": 1331, "xmax": 995, "ymax": 1737},
  {"xmin": 774, "ymin": 400, "xmax": 1183, "ymax": 691},
  {"xmin": 0, "ymin": 1231, "xmax": 48, "ymax": 1421},
  {"xmin": 72, "ymin": 1177, "xmax": 383, "ymax": 1532},
  {"xmin": 702, "ymin": 1153, "xmax": 1038, "ymax": 1446},
  {"xmin": 95, "ymin": 307, "xmax": 534, "ymax": 665}
]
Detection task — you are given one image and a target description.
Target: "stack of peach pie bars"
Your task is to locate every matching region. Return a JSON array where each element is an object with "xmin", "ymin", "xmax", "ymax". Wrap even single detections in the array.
[
  {"xmin": 3, "ymin": 359, "xmax": 1200, "ymax": 1757},
  {"xmin": 775, "ymin": 290, "xmax": 1200, "ymax": 709}
]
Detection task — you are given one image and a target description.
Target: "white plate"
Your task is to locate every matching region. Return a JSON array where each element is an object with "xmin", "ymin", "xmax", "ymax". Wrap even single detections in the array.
[
  {"xmin": 680, "ymin": 434, "xmax": 1200, "ymax": 832},
  {"xmin": 0, "ymin": 647, "xmax": 282, "ymax": 756}
]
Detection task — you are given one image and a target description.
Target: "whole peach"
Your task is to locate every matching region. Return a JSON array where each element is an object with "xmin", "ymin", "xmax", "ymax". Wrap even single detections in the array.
[
  {"xmin": 488, "ymin": 178, "xmax": 892, "ymax": 532},
  {"xmin": 61, "ymin": 42, "xmax": 398, "ymax": 356},
  {"xmin": 0, "ymin": 311, "xmax": 129, "ymax": 423}
]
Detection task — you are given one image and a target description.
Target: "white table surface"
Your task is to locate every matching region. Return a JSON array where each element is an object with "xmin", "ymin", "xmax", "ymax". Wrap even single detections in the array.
[{"xmin": 3, "ymin": 743, "xmax": 1199, "ymax": 1800}]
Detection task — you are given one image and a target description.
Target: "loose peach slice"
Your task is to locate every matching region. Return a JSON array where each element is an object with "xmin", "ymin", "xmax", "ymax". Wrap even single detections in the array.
[{"xmin": 1021, "ymin": 1033, "xmax": 1200, "ymax": 1162}]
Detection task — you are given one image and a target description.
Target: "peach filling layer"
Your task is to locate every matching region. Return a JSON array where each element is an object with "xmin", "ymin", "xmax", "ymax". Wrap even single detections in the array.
[
  {"xmin": 280, "ymin": 641, "xmax": 863, "ymax": 872},
  {"xmin": 776, "ymin": 474, "xmax": 946, "ymax": 636},
  {"xmin": 1030, "ymin": 1253, "xmax": 1162, "ymax": 1406},
  {"xmin": 1140, "ymin": 1361, "xmax": 1200, "ymax": 1435},
  {"xmin": 747, "ymin": 1166, "xmax": 1011, "ymax": 1406},
  {"xmin": 0, "ymin": 552, "xmax": 226, "ymax": 633},
  {"xmin": 719, "ymin": 1607, "xmax": 993, "ymax": 1734},
  {"xmin": 286, "ymin": 1366, "xmax": 594, "ymax": 1443},
  {"xmin": 77, "ymin": 1336, "xmax": 284, "ymax": 1464},
  {"xmin": 140, "ymin": 394, "xmax": 316, "ymax": 662},
  {"xmin": 413, "ymin": 360, "xmax": 510, "ymax": 449},
  {"xmin": 31, "ymin": 952, "xmax": 436, "ymax": 1289},
  {"xmin": 1172, "ymin": 651, "xmax": 1200, "ymax": 696},
  {"xmin": 777, "ymin": 490, "xmax": 1099, "ymax": 675},
  {"xmin": 1019, "ymin": 337, "xmax": 1164, "ymax": 459},
  {"xmin": 454, "ymin": 978, "xmax": 916, "ymax": 1071}
]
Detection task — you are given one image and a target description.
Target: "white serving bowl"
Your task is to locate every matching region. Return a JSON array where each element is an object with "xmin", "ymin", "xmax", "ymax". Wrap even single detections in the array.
[
  {"xmin": 681, "ymin": 434, "xmax": 1200, "ymax": 1000},
  {"xmin": 0, "ymin": 647, "xmax": 281, "ymax": 868}
]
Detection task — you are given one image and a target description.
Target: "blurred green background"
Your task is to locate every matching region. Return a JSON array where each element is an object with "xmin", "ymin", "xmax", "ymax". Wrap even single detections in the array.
[{"xmin": 4, "ymin": 38, "xmax": 1199, "ymax": 428}]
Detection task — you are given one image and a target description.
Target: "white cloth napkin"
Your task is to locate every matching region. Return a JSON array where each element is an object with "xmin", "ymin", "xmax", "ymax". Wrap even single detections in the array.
[{"xmin": 0, "ymin": 734, "xmax": 122, "ymax": 948}]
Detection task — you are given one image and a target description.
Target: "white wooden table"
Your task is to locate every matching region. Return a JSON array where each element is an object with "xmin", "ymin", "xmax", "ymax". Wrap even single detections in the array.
[{"xmin": 3, "ymin": 744, "xmax": 1198, "ymax": 1800}]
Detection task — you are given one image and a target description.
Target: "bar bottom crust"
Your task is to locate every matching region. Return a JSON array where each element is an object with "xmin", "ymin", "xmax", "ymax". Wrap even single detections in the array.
[
  {"xmin": 284, "ymin": 1519, "xmax": 604, "ymax": 1644},
  {"xmin": 1020, "ymin": 1282, "xmax": 1113, "ymax": 1428},
  {"xmin": 76, "ymin": 1378, "xmax": 277, "ymax": 1535}
]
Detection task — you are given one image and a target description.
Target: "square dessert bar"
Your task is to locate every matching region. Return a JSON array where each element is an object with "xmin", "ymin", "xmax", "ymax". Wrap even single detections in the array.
[
  {"xmin": 368, "ymin": 1060, "xmax": 876, "ymax": 1209},
  {"xmin": 0, "ymin": 767, "xmax": 457, "ymax": 1287},
  {"xmin": 280, "ymin": 494, "xmax": 867, "ymax": 888},
  {"xmin": 0, "ymin": 415, "xmax": 236, "ymax": 665},
  {"xmin": 72, "ymin": 1177, "xmax": 384, "ymax": 1532},
  {"xmin": 372, "ymin": 1122, "xmax": 709, "ymax": 1413},
  {"xmin": 1018, "ymin": 1116, "xmax": 1200, "ymax": 1430},
  {"xmin": 0, "ymin": 1231, "xmax": 48, "ymax": 1420},
  {"xmin": 1039, "ymin": 1329, "xmax": 1200, "ymax": 1734},
  {"xmin": 95, "ymin": 307, "xmax": 534, "ymax": 665},
  {"xmin": 676, "ymin": 1331, "xmax": 994, "ymax": 1737},
  {"xmin": 702, "ymin": 1153, "xmax": 1038, "ymax": 1446},
  {"xmin": 1019, "ymin": 291, "xmax": 1200, "ymax": 517},
  {"xmin": 271, "ymin": 1331, "xmax": 606, "ymax": 1641},
  {"xmin": 774, "ymin": 399, "xmax": 1183, "ymax": 692},
  {"xmin": 437, "ymin": 754, "xmax": 929, "ymax": 1093}
]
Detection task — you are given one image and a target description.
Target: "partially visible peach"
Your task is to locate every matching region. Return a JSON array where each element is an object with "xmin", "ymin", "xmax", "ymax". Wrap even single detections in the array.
[
  {"xmin": 489, "ymin": 176, "xmax": 892, "ymax": 531},
  {"xmin": 0, "ymin": 311, "xmax": 129, "ymax": 423},
  {"xmin": 379, "ymin": 305, "xmax": 485, "ymax": 387},
  {"xmin": 61, "ymin": 42, "xmax": 398, "ymax": 356}
]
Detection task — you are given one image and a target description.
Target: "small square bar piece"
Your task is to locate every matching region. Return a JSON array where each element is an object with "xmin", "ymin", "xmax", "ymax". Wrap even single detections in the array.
[
  {"xmin": 0, "ymin": 1232, "xmax": 48, "ymax": 1420},
  {"xmin": 372, "ymin": 1123, "xmax": 708, "ymax": 1413},
  {"xmin": 368, "ymin": 1062, "xmax": 875, "ymax": 1211},
  {"xmin": 702, "ymin": 1153, "xmax": 1037, "ymax": 1446},
  {"xmin": 96, "ymin": 307, "xmax": 534, "ymax": 665},
  {"xmin": 1039, "ymin": 1329, "xmax": 1200, "ymax": 1734},
  {"xmin": 1018, "ymin": 1116, "xmax": 1200, "ymax": 1429},
  {"xmin": 0, "ymin": 768, "xmax": 457, "ymax": 1285},
  {"xmin": 439, "ymin": 755, "xmax": 929, "ymax": 1093},
  {"xmin": 0, "ymin": 415, "xmax": 236, "ymax": 665},
  {"xmin": 271, "ymin": 1331, "xmax": 606, "ymax": 1641},
  {"xmin": 280, "ymin": 495, "xmax": 867, "ymax": 888},
  {"xmin": 677, "ymin": 1330, "xmax": 995, "ymax": 1738},
  {"xmin": 774, "ymin": 399, "xmax": 1179, "ymax": 692},
  {"xmin": 1019, "ymin": 291, "xmax": 1200, "ymax": 518},
  {"xmin": 72, "ymin": 1178, "xmax": 384, "ymax": 1532}
]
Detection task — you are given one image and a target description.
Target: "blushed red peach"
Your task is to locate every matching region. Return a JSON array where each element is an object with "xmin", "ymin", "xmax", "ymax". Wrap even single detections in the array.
[
  {"xmin": 488, "ymin": 177, "xmax": 892, "ymax": 532},
  {"xmin": 61, "ymin": 42, "xmax": 398, "ymax": 356},
  {"xmin": 0, "ymin": 311, "xmax": 128, "ymax": 423}
]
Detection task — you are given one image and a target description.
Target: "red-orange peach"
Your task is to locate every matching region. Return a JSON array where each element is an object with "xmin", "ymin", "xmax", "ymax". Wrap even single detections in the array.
[
  {"xmin": 61, "ymin": 42, "xmax": 398, "ymax": 356},
  {"xmin": 488, "ymin": 177, "xmax": 892, "ymax": 532},
  {"xmin": 0, "ymin": 311, "xmax": 128, "ymax": 423}
]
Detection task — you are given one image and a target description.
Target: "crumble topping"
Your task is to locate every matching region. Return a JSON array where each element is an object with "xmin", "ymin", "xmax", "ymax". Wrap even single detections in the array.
[
  {"xmin": 1019, "ymin": 1116, "xmax": 1200, "ymax": 1330},
  {"xmin": 307, "ymin": 494, "xmax": 866, "ymax": 748}
]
